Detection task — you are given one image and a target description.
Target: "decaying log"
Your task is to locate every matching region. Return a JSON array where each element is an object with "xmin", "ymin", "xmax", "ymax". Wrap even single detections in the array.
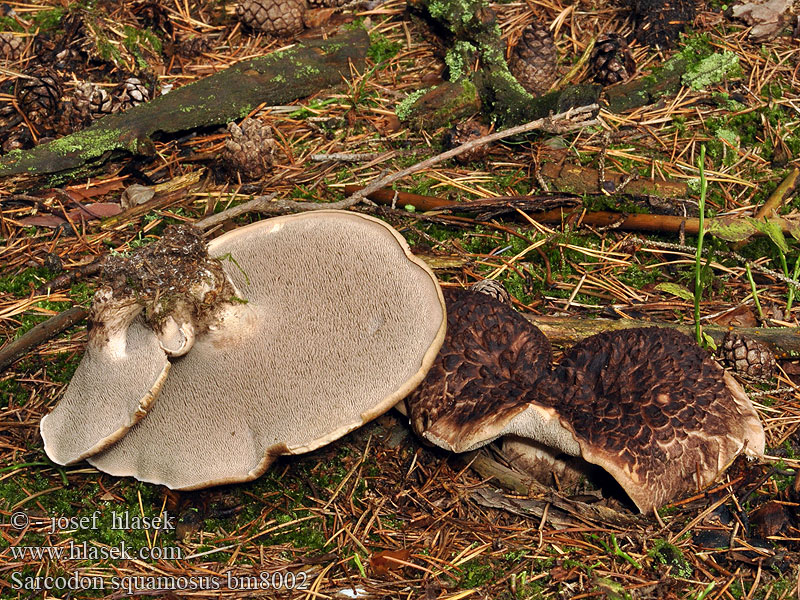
[
  {"xmin": 0, "ymin": 29, "xmax": 369, "ymax": 180},
  {"xmin": 403, "ymin": 0, "xmax": 600, "ymax": 127},
  {"xmin": 539, "ymin": 161, "xmax": 690, "ymax": 198},
  {"xmin": 525, "ymin": 315, "xmax": 800, "ymax": 357},
  {"xmin": 603, "ymin": 55, "xmax": 688, "ymax": 113}
]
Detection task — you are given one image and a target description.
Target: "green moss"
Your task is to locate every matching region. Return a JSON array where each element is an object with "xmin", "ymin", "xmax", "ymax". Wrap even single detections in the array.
[
  {"xmin": 49, "ymin": 127, "xmax": 127, "ymax": 159},
  {"xmin": 648, "ymin": 540, "xmax": 692, "ymax": 577},
  {"xmin": 0, "ymin": 16, "xmax": 24, "ymax": 32},
  {"xmin": 368, "ymin": 32, "xmax": 401, "ymax": 64},
  {"xmin": 460, "ymin": 558, "xmax": 497, "ymax": 587},
  {"xmin": 31, "ymin": 7, "xmax": 66, "ymax": 32},
  {"xmin": 122, "ymin": 25, "xmax": 163, "ymax": 71}
]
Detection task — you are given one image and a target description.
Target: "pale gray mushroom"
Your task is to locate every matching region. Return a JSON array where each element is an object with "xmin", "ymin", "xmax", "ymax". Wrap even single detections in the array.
[
  {"xmin": 40, "ymin": 291, "xmax": 171, "ymax": 464},
  {"xmin": 80, "ymin": 210, "xmax": 446, "ymax": 489},
  {"xmin": 41, "ymin": 227, "xmax": 235, "ymax": 465}
]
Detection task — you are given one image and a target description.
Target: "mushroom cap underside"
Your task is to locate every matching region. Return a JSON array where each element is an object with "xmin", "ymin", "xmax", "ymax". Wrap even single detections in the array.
[
  {"xmin": 534, "ymin": 327, "xmax": 766, "ymax": 512},
  {"xmin": 405, "ymin": 287, "xmax": 553, "ymax": 452},
  {"xmin": 87, "ymin": 210, "xmax": 447, "ymax": 489},
  {"xmin": 40, "ymin": 304, "xmax": 170, "ymax": 465}
]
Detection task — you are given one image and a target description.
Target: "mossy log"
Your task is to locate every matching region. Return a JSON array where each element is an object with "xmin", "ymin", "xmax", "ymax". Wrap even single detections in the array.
[
  {"xmin": 603, "ymin": 55, "xmax": 688, "ymax": 113},
  {"xmin": 404, "ymin": 0, "xmax": 600, "ymax": 128},
  {"xmin": 525, "ymin": 315, "xmax": 800, "ymax": 358},
  {"xmin": 0, "ymin": 29, "xmax": 369, "ymax": 179},
  {"xmin": 404, "ymin": 0, "xmax": 690, "ymax": 125}
]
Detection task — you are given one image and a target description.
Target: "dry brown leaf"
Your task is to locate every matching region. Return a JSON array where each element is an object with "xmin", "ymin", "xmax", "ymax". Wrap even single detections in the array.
[
  {"xmin": 369, "ymin": 549, "xmax": 411, "ymax": 577},
  {"xmin": 303, "ymin": 8, "xmax": 336, "ymax": 29},
  {"xmin": 65, "ymin": 179, "xmax": 126, "ymax": 201},
  {"xmin": 18, "ymin": 203, "xmax": 122, "ymax": 227},
  {"xmin": 711, "ymin": 305, "xmax": 758, "ymax": 328}
]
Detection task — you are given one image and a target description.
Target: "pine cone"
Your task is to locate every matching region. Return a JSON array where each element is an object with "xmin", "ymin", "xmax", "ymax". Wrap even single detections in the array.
[
  {"xmin": 113, "ymin": 77, "xmax": 150, "ymax": 112},
  {"xmin": 15, "ymin": 68, "xmax": 63, "ymax": 125},
  {"xmin": 442, "ymin": 119, "xmax": 489, "ymax": 164},
  {"xmin": 508, "ymin": 24, "xmax": 558, "ymax": 97},
  {"xmin": 628, "ymin": 0, "xmax": 695, "ymax": 49},
  {"xmin": 222, "ymin": 118, "xmax": 277, "ymax": 180},
  {"xmin": 591, "ymin": 34, "xmax": 635, "ymax": 86},
  {"xmin": 0, "ymin": 32, "xmax": 25, "ymax": 61},
  {"xmin": 469, "ymin": 280, "xmax": 511, "ymax": 305},
  {"xmin": 178, "ymin": 35, "xmax": 214, "ymax": 57},
  {"xmin": 73, "ymin": 82, "xmax": 114, "ymax": 120},
  {"xmin": 236, "ymin": 0, "xmax": 305, "ymax": 36},
  {"xmin": 721, "ymin": 332, "xmax": 776, "ymax": 379}
]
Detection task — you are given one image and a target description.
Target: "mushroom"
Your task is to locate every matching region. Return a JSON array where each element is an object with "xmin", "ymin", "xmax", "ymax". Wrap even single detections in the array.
[
  {"xmin": 40, "ymin": 226, "xmax": 236, "ymax": 465},
  {"xmin": 527, "ymin": 327, "xmax": 765, "ymax": 512},
  {"xmin": 57, "ymin": 210, "xmax": 447, "ymax": 489},
  {"xmin": 39, "ymin": 293, "xmax": 170, "ymax": 464},
  {"xmin": 404, "ymin": 286, "xmax": 552, "ymax": 452},
  {"xmin": 405, "ymin": 286, "xmax": 765, "ymax": 513}
]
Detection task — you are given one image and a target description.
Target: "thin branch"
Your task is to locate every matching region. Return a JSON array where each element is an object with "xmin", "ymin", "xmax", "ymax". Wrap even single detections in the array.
[
  {"xmin": 0, "ymin": 306, "xmax": 89, "ymax": 374},
  {"xmin": 193, "ymin": 106, "xmax": 599, "ymax": 223},
  {"xmin": 339, "ymin": 105, "xmax": 601, "ymax": 211}
]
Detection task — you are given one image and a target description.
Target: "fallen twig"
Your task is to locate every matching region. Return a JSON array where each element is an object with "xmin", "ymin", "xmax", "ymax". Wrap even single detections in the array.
[
  {"xmin": 339, "ymin": 105, "xmax": 600, "ymax": 211},
  {"xmin": 0, "ymin": 306, "xmax": 88, "ymax": 373},
  {"xmin": 755, "ymin": 167, "xmax": 799, "ymax": 221}
]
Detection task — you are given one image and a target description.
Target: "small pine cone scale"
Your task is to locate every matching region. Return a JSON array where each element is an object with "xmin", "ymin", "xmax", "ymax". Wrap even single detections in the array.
[
  {"xmin": 0, "ymin": 32, "xmax": 26, "ymax": 61},
  {"xmin": 16, "ymin": 68, "xmax": 63, "ymax": 125},
  {"xmin": 591, "ymin": 34, "xmax": 635, "ymax": 86},
  {"xmin": 442, "ymin": 119, "xmax": 490, "ymax": 164},
  {"xmin": 222, "ymin": 118, "xmax": 277, "ymax": 181},
  {"xmin": 508, "ymin": 23, "xmax": 558, "ymax": 97},
  {"xmin": 113, "ymin": 77, "xmax": 150, "ymax": 112},
  {"xmin": 236, "ymin": 0, "xmax": 305, "ymax": 36},
  {"xmin": 721, "ymin": 332, "xmax": 776, "ymax": 379}
]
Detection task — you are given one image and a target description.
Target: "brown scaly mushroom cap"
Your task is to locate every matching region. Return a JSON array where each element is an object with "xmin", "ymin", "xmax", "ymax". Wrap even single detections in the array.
[
  {"xmin": 404, "ymin": 287, "xmax": 553, "ymax": 452},
  {"xmin": 84, "ymin": 210, "xmax": 446, "ymax": 489},
  {"xmin": 40, "ymin": 227, "xmax": 235, "ymax": 465},
  {"xmin": 405, "ymin": 285, "xmax": 765, "ymax": 513},
  {"xmin": 527, "ymin": 327, "xmax": 765, "ymax": 513}
]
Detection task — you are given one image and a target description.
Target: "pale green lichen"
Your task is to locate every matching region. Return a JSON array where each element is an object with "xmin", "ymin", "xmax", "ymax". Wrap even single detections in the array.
[
  {"xmin": 682, "ymin": 51, "xmax": 740, "ymax": 91},
  {"xmin": 445, "ymin": 41, "xmax": 477, "ymax": 82},
  {"xmin": 716, "ymin": 127, "xmax": 740, "ymax": 148},
  {"xmin": 395, "ymin": 88, "xmax": 429, "ymax": 121},
  {"xmin": 295, "ymin": 65, "xmax": 320, "ymax": 78}
]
